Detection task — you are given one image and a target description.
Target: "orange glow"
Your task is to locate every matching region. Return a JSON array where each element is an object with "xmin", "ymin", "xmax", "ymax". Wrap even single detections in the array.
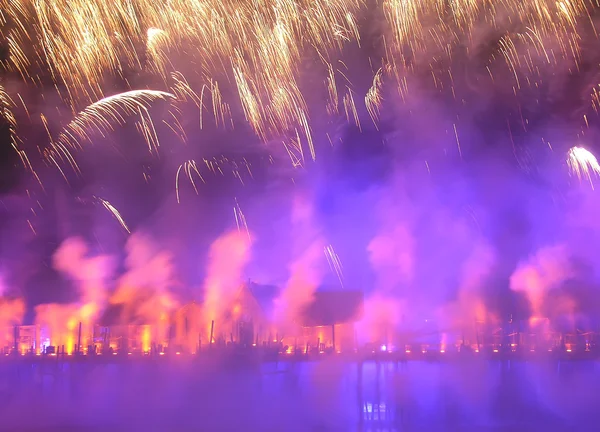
[{"xmin": 141, "ymin": 325, "xmax": 151, "ymax": 353}]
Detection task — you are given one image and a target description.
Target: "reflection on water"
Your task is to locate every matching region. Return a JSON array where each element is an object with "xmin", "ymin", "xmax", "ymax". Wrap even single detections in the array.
[
  {"xmin": 279, "ymin": 359, "xmax": 600, "ymax": 431},
  {"xmin": 0, "ymin": 358, "xmax": 599, "ymax": 431}
]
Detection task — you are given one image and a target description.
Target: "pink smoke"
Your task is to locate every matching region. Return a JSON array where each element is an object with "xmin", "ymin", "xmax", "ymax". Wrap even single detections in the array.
[
  {"xmin": 52, "ymin": 237, "xmax": 115, "ymax": 322},
  {"xmin": 112, "ymin": 233, "xmax": 178, "ymax": 325},
  {"xmin": 274, "ymin": 195, "xmax": 326, "ymax": 329},
  {"xmin": 510, "ymin": 245, "xmax": 574, "ymax": 326},
  {"xmin": 367, "ymin": 224, "xmax": 415, "ymax": 292},
  {"xmin": 202, "ymin": 230, "xmax": 253, "ymax": 325},
  {"xmin": 358, "ymin": 294, "xmax": 405, "ymax": 345},
  {"xmin": 362, "ymin": 212, "xmax": 414, "ymax": 342},
  {"xmin": 437, "ymin": 242, "xmax": 496, "ymax": 336}
]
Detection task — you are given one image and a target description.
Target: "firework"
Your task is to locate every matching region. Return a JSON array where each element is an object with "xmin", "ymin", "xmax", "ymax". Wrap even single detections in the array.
[
  {"xmin": 567, "ymin": 146, "xmax": 600, "ymax": 189},
  {"xmin": 365, "ymin": 69, "xmax": 383, "ymax": 130},
  {"xmin": 146, "ymin": 28, "xmax": 171, "ymax": 78},
  {"xmin": 175, "ymin": 160, "xmax": 205, "ymax": 204},
  {"xmin": 325, "ymin": 244, "xmax": 344, "ymax": 287},
  {"xmin": 343, "ymin": 88, "xmax": 361, "ymax": 132},
  {"xmin": 56, "ymin": 90, "xmax": 175, "ymax": 152},
  {"xmin": 0, "ymin": 0, "xmax": 594, "ymax": 184},
  {"xmin": 94, "ymin": 196, "xmax": 131, "ymax": 233},
  {"xmin": 234, "ymin": 198, "xmax": 251, "ymax": 241},
  {"xmin": 0, "ymin": 84, "xmax": 17, "ymax": 148}
]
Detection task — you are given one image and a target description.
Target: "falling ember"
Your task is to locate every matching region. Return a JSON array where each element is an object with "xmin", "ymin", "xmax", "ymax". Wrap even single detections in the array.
[
  {"xmin": 343, "ymin": 88, "xmax": 361, "ymax": 131},
  {"xmin": 365, "ymin": 68, "xmax": 383, "ymax": 129},
  {"xmin": 94, "ymin": 196, "xmax": 130, "ymax": 233},
  {"xmin": 175, "ymin": 160, "xmax": 205, "ymax": 204},
  {"xmin": 567, "ymin": 146, "xmax": 600, "ymax": 189},
  {"xmin": 324, "ymin": 244, "xmax": 344, "ymax": 287},
  {"xmin": 326, "ymin": 64, "xmax": 339, "ymax": 116},
  {"xmin": 234, "ymin": 198, "xmax": 251, "ymax": 241},
  {"xmin": 0, "ymin": 84, "xmax": 18, "ymax": 150}
]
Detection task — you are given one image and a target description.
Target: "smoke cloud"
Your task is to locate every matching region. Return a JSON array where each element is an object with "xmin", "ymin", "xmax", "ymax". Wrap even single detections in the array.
[
  {"xmin": 52, "ymin": 236, "xmax": 115, "ymax": 322},
  {"xmin": 112, "ymin": 232, "xmax": 178, "ymax": 326},
  {"xmin": 510, "ymin": 245, "xmax": 574, "ymax": 326},
  {"xmin": 437, "ymin": 241, "xmax": 496, "ymax": 336},
  {"xmin": 274, "ymin": 194, "xmax": 326, "ymax": 330},
  {"xmin": 0, "ymin": 297, "xmax": 25, "ymax": 329},
  {"xmin": 201, "ymin": 229, "xmax": 253, "ymax": 335}
]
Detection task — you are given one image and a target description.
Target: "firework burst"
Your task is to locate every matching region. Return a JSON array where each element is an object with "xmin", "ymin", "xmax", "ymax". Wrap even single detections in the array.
[
  {"xmin": 0, "ymin": 0, "xmax": 596, "ymax": 194},
  {"xmin": 567, "ymin": 146, "xmax": 600, "ymax": 189}
]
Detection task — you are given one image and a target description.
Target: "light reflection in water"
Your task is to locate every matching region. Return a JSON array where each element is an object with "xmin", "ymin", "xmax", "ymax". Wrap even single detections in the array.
[{"xmin": 0, "ymin": 358, "xmax": 599, "ymax": 430}]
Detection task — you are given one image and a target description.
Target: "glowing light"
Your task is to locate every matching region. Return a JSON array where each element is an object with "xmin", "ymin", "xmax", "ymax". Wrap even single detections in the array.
[
  {"xmin": 567, "ymin": 146, "xmax": 600, "ymax": 189},
  {"xmin": 141, "ymin": 325, "xmax": 151, "ymax": 353}
]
